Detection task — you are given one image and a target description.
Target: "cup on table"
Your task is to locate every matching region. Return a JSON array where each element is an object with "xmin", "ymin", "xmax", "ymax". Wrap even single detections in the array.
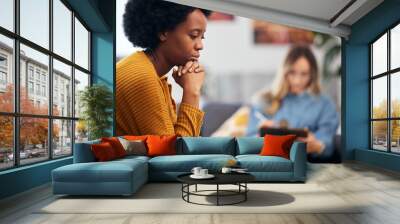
[
  {"xmin": 191, "ymin": 167, "xmax": 202, "ymax": 176},
  {"xmin": 199, "ymin": 168, "xmax": 208, "ymax": 176},
  {"xmin": 221, "ymin": 167, "xmax": 232, "ymax": 174}
]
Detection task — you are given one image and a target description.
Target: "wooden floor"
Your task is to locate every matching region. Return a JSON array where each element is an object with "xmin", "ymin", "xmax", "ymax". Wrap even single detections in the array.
[{"xmin": 1, "ymin": 161, "xmax": 400, "ymax": 224}]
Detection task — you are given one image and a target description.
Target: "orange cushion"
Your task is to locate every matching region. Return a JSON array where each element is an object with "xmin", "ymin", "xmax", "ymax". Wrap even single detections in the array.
[
  {"xmin": 123, "ymin": 135, "xmax": 149, "ymax": 141},
  {"xmin": 91, "ymin": 142, "xmax": 118, "ymax": 161},
  {"xmin": 146, "ymin": 135, "xmax": 177, "ymax": 157},
  {"xmin": 259, "ymin": 134, "xmax": 296, "ymax": 159},
  {"xmin": 101, "ymin": 137, "xmax": 126, "ymax": 158}
]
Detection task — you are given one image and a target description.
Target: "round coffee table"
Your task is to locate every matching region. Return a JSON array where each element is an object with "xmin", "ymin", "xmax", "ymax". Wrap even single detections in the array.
[{"xmin": 177, "ymin": 172, "xmax": 255, "ymax": 206}]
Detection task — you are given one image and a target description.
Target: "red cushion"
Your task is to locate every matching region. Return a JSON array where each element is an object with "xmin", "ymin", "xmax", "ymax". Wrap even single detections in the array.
[
  {"xmin": 91, "ymin": 142, "xmax": 118, "ymax": 161},
  {"xmin": 146, "ymin": 135, "xmax": 177, "ymax": 157},
  {"xmin": 101, "ymin": 137, "xmax": 126, "ymax": 158},
  {"xmin": 259, "ymin": 134, "xmax": 296, "ymax": 159}
]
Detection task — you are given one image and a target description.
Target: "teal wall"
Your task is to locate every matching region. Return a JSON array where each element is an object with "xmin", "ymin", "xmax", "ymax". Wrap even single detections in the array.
[
  {"xmin": 0, "ymin": 0, "xmax": 115, "ymax": 200},
  {"xmin": 92, "ymin": 32, "xmax": 115, "ymax": 135},
  {"xmin": 0, "ymin": 158, "xmax": 72, "ymax": 199},
  {"xmin": 343, "ymin": 0, "xmax": 400, "ymax": 170}
]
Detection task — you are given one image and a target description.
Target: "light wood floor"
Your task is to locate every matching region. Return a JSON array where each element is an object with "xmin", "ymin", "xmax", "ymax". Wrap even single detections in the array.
[{"xmin": 1, "ymin": 161, "xmax": 400, "ymax": 224}]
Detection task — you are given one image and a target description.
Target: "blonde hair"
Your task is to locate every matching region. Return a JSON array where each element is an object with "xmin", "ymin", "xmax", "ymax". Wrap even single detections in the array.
[{"xmin": 258, "ymin": 44, "xmax": 321, "ymax": 115}]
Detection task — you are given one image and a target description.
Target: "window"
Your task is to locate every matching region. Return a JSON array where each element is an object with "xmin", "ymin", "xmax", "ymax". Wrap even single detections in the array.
[
  {"xmin": 20, "ymin": 0, "xmax": 49, "ymax": 49},
  {"xmin": 36, "ymin": 83, "xmax": 40, "ymax": 95},
  {"xmin": 42, "ymin": 85, "xmax": 46, "ymax": 97},
  {"xmin": 0, "ymin": 54, "xmax": 7, "ymax": 87},
  {"xmin": 28, "ymin": 67, "xmax": 34, "ymax": 80},
  {"xmin": 35, "ymin": 70, "xmax": 41, "ymax": 81},
  {"xmin": 0, "ymin": 0, "xmax": 14, "ymax": 32},
  {"xmin": 20, "ymin": 117, "xmax": 49, "ymax": 165},
  {"xmin": 0, "ymin": 71, "xmax": 6, "ymax": 85},
  {"xmin": 370, "ymin": 23, "xmax": 400, "ymax": 154},
  {"xmin": 74, "ymin": 69, "xmax": 89, "ymax": 118},
  {"xmin": 28, "ymin": 81, "xmax": 34, "ymax": 94},
  {"xmin": 0, "ymin": 34, "xmax": 13, "ymax": 113},
  {"xmin": 0, "ymin": 55, "xmax": 7, "ymax": 67},
  {"xmin": 53, "ymin": 119, "xmax": 72, "ymax": 158},
  {"xmin": 53, "ymin": 0, "xmax": 72, "ymax": 60},
  {"xmin": 0, "ymin": 0, "xmax": 91, "ymax": 170},
  {"xmin": 0, "ymin": 116, "xmax": 13, "ymax": 170},
  {"xmin": 53, "ymin": 59, "xmax": 72, "ymax": 117},
  {"xmin": 75, "ymin": 17, "xmax": 89, "ymax": 70}
]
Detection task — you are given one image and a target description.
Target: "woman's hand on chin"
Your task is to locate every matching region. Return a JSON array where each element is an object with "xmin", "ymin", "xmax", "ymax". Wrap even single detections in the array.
[
  {"xmin": 172, "ymin": 60, "xmax": 205, "ymax": 95},
  {"xmin": 172, "ymin": 60, "xmax": 205, "ymax": 108}
]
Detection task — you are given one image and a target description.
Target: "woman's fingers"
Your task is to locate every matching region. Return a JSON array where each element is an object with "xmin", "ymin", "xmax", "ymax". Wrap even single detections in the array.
[
  {"xmin": 178, "ymin": 66, "xmax": 183, "ymax": 77},
  {"xmin": 181, "ymin": 61, "xmax": 194, "ymax": 74},
  {"xmin": 179, "ymin": 61, "xmax": 203, "ymax": 75},
  {"xmin": 194, "ymin": 64, "xmax": 204, "ymax": 73},
  {"xmin": 190, "ymin": 61, "xmax": 200, "ymax": 72}
]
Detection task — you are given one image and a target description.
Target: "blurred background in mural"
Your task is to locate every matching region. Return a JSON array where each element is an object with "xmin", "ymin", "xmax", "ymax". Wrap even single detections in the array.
[
  {"xmin": 116, "ymin": 2, "xmax": 341, "ymax": 123},
  {"xmin": 115, "ymin": 0, "xmax": 343, "ymax": 161}
]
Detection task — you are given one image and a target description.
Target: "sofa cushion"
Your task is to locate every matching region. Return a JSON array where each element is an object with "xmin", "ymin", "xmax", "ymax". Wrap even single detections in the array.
[
  {"xmin": 90, "ymin": 142, "xmax": 118, "ymax": 161},
  {"xmin": 236, "ymin": 155, "xmax": 293, "ymax": 172},
  {"xmin": 52, "ymin": 158, "xmax": 147, "ymax": 183},
  {"xmin": 101, "ymin": 137, "xmax": 127, "ymax": 158},
  {"xmin": 236, "ymin": 137, "xmax": 264, "ymax": 155},
  {"xmin": 147, "ymin": 135, "xmax": 177, "ymax": 157},
  {"xmin": 123, "ymin": 135, "xmax": 148, "ymax": 141},
  {"xmin": 260, "ymin": 134, "xmax": 296, "ymax": 159},
  {"xmin": 177, "ymin": 137, "xmax": 235, "ymax": 155},
  {"xmin": 118, "ymin": 138, "xmax": 147, "ymax": 156},
  {"xmin": 148, "ymin": 154, "xmax": 235, "ymax": 172}
]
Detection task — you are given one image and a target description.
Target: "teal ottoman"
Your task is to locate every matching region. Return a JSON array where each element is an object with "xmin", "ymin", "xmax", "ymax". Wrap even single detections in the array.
[{"xmin": 52, "ymin": 156, "xmax": 148, "ymax": 196}]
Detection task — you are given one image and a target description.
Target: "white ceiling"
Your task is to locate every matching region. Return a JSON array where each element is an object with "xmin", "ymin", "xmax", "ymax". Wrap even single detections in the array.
[
  {"xmin": 167, "ymin": 0, "xmax": 384, "ymax": 38},
  {"xmin": 226, "ymin": 0, "xmax": 353, "ymax": 23}
]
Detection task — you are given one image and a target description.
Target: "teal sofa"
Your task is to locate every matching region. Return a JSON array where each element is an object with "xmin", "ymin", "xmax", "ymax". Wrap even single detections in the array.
[{"xmin": 52, "ymin": 137, "xmax": 307, "ymax": 196}]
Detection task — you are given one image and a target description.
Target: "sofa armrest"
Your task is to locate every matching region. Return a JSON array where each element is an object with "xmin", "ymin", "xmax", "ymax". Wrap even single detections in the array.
[
  {"xmin": 73, "ymin": 140, "xmax": 100, "ymax": 163},
  {"xmin": 289, "ymin": 141, "xmax": 307, "ymax": 182}
]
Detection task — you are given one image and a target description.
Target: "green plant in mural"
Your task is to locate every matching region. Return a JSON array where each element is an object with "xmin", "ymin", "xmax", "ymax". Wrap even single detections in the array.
[
  {"xmin": 79, "ymin": 84, "xmax": 113, "ymax": 140},
  {"xmin": 314, "ymin": 33, "xmax": 341, "ymax": 79}
]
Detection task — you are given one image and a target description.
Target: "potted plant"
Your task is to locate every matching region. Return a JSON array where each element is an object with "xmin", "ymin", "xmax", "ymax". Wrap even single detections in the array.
[{"xmin": 79, "ymin": 84, "xmax": 113, "ymax": 140}]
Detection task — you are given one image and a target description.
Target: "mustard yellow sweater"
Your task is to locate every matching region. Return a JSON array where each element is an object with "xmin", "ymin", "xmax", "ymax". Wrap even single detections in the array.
[{"xmin": 116, "ymin": 51, "xmax": 204, "ymax": 136}]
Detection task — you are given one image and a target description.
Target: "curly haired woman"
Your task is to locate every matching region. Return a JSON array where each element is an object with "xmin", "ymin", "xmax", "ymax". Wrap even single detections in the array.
[{"xmin": 116, "ymin": 0, "xmax": 210, "ymax": 136}]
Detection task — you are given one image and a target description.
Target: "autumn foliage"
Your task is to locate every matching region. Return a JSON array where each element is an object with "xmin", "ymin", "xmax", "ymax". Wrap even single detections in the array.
[
  {"xmin": 372, "ymin": 99, "xmax": 400, "ymax": 142},
  {"xmin": 0, "ymin": 84, "xmax": 59, "ymax": 150}
]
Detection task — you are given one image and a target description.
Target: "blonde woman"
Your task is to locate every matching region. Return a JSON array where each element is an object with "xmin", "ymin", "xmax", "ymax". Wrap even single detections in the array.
[{"xmin": 213, "ymin": 45, "xmax": 339, "ymax": 160}]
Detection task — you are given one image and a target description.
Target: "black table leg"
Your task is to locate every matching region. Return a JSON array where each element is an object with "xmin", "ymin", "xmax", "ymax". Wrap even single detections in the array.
[
  {"xmin": 217, "ymin": 184, "xmax": 219, "ymax": 206},
  {"xmin": 245, "ymin": 183, "xmax": 247, "ymax": 201},
  {"xmin": 187, "ymin": 184, "xmax": 190, "ymax": 202},
  {"xmin": 179, "ymin": 182, "xmax": 251, "ymax": 206}
]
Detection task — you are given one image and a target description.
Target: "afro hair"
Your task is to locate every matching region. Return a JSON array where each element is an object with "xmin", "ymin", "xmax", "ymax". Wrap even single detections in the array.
[{"xmin": 123, "ymin": 0, "xmax": 211, "ymax": 50}]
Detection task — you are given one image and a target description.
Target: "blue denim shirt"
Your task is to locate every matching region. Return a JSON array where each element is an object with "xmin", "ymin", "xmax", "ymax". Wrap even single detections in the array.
[{"xmin": 247, "ymin": 92, "xmax": 339, "ymax": 159}]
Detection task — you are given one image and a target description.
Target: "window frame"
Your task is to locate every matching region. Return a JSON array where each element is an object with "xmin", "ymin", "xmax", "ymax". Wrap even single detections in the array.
[
  {"xmin": 370, "ymin": 20, "xmax": 400, "ymax": 154},
  {"xmin": 0, "ymin": 0, "xmax": 92, "ymax": 171}
]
